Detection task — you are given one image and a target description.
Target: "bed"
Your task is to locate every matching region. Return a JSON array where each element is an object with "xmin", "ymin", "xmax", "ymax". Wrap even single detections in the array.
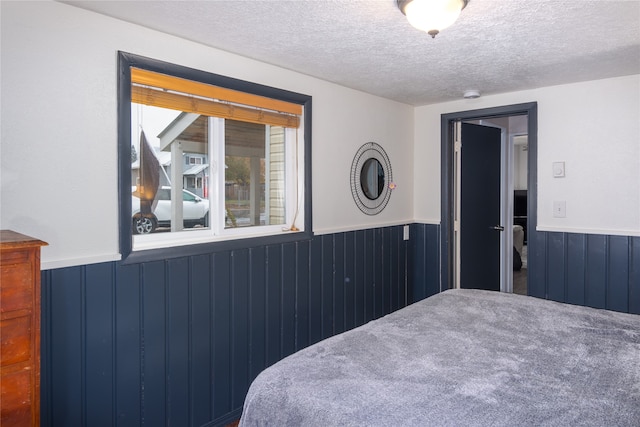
[{"xmin": 239, "ymin": 289, "xmax": 640, "ymax": 426}]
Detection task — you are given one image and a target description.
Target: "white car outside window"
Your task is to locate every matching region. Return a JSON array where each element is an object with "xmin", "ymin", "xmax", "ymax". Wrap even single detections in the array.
[{"xmin": 132, "ymin": 186, "xmax": 209, "ymax": 234}]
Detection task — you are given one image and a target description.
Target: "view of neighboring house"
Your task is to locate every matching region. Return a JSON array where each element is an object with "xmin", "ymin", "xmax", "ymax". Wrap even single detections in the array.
[{"xmin": 131, "ymin": 147, "xmax": 209, "ymax": 197}]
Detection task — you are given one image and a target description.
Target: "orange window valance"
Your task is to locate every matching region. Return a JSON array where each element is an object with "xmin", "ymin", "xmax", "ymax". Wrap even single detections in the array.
[{"xmin": 130, "ymin": 68, "xmax": 301, "ymax": 128}]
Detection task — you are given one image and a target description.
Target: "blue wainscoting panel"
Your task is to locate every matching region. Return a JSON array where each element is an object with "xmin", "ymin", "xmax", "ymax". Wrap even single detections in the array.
[
  {"xmin": 114, "ymin": 263, "xmax": 143, "ymax": 427},
  {"xmin": 362, "ymin": 229, "xmax": 375, "ymax": 324},
  {"xmin": 333, "ymin": 234, "xmax": 346, "ymax": 336},
  {"xmin": 211, "ymin": 251, "xmax": 231, "ymax": 420},
  {"xmin": 546, "ymin": 232, "xmax": 566, "ymax": 303},
  {"xmin": 231, "ymin": 249, "xmax": 250, "ymax": 411},
  {"xmin": 84, "ymin": 263, "xmax": 115, "ymax": 426},
  {"xmin": 247, "ymin": 246, "xmax": 267, "ymax": 388},
  {"xmin": 529, "ymin": 232, "xmax": 639, "ymax": 314},
  {"xmin": 167, "ymin": 257, "xmax": 192, "ymax": 425},
  {"xmin": 190, "ymin": 255, "xmax": 214, "ymax": 426},
  {"xmin": 344, "ymin": 232, "xmax": 356, "ymax": 332},
  {"xmin": 353, "ymin": 231, "xmax": 365, "ymax": 328},
  {"xmin": 294, "ymin": 241, "xmax": 310, "ymax": 352},
  {"xmin": 39, "ymin": 225, "xmax": 638, "ymax": 427},
  {"xmin": 528, "ymin": 229, "xmax": 547, "ymax": 300},
  {"xmin": 373, "ymin": 229, "xmax": 384, "ymax": 320},
  {"xmin": 48, "ymin": 267, "xmax": 83, "ymax": 426},
  {"xmin": 566, "ymin": 233, "xmax": 587, "ymax": 306},
  {"xmin": 265, "ymin": 245, "xmax": 282, "ymax": 367},
  {"xmin": 141, "ymin": 260, "xmax": 168, "ymax": 426},
  {"xmin": 308, "ymin": 237, "xmax": 323, "ymax": 346},
  {"xmin": 41, "ymin": 226, "xmax": 411, "ymax": 427},
  {"xmin": 585, "ymin": 234, "xmax": 608, "ymax": 309},
  {"xmin": 409, "ymin": 223, "xmax": 441, "ymax": 301},
  {"xmin": 607, "ymin": 235, "xmax": 630, "ymax": 313},
  {"xmin": 281, "ymin": 243, "xmax": 297, "ymax": 358},
  {"xmin": 320, "ymin": 234, "xmax": 334, "ymax": 339},
  {"xmin": 631, "ymin": 236, "xmax": 640, "ymax": 314}
]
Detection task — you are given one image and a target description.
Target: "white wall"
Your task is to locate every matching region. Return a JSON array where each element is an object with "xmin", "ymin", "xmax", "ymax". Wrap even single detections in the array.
[
  {"xmin": 413, "ymin": 75, "xmax": 640, "ymax": 237},
  {"xmin": 3, "ymin": 2, "xmax": 637, "ymax": 270},
  {"xmin": 0, "ymin": 1, "xmax": 414, "ymax": 269}
]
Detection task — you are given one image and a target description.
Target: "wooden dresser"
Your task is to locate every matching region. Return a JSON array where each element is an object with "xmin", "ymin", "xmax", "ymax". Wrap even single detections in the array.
[{"xmin": 1, "ymin": 230, "xmax": 47, "ymax": 426}]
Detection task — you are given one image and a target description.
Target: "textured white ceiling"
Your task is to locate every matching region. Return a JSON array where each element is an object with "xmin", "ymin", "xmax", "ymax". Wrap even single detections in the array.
[{"xmin": 63, "ymin": 0, "xmax": 640, "ymax": 106}]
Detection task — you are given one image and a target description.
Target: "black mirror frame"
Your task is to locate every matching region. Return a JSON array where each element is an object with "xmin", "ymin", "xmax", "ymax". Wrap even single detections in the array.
[{"xmin": 350, "ymin": 142, "xmax": 393, "ymax": 215}]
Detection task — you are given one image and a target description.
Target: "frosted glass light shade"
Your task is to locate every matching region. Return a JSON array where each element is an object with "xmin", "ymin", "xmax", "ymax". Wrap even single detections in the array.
[{"xmin": 399, "ymin": 0, "xmax": 468, "ymax": 38}]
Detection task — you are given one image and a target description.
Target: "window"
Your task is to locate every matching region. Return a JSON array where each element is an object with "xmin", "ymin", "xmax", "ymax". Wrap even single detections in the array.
[{"xmin": 119, "ymin": 52, "xmax": 312, "ymax": 258}]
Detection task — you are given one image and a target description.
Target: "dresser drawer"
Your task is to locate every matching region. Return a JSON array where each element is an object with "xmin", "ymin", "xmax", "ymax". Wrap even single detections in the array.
[
  {"xmin": 0, "ymin": 369, "xmax": 32, "ymax": 426},
  {"xmin": 0, "ymin": 260, "xmax": 33, "ymax": 313},
  {"xmin": 0, "ymin": 316, "xmax": 31, "ymax": 367}
]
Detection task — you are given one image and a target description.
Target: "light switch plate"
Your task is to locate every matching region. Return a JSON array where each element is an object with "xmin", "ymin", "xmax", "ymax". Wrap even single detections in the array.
[
  {"xmin": 403, "ymin": 225, "xmax": 410, "ymax": 241},
  {"xmin": 553, "ymin": 162, "xmax": 565, "ymax": 178}
]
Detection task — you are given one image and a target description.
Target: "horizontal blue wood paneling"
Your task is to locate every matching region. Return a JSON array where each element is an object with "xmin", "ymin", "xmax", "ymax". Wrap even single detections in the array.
[{"xmin": 41, "ymin": 226, "xmax": 411, "ymax": 427}]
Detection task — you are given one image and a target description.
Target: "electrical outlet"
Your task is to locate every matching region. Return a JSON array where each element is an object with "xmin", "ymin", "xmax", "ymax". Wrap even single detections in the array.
[{"xmin": 553, "ymin": 201, "xmax": 566, "ymax": 218}]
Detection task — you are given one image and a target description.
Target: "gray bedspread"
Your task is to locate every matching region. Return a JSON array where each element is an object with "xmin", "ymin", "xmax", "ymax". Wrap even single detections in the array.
[{"xmin": 239, "ymin": 289, "xmax": 640, "ymax": 426}]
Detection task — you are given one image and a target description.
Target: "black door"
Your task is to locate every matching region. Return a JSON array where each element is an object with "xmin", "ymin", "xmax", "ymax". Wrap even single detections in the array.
[{"xmin": 460, "ymin": 123, "xmax": 502, "ymax": 291}]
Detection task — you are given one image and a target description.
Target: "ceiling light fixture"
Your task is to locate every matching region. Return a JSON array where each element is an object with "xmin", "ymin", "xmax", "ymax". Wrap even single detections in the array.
[
  {"xmin": 463, "ymin": 90, "xmax": 480, "ymax": 99},
  {"xmin": 397, "ymin": 0, "xmax": 469, "ymax": 38}
]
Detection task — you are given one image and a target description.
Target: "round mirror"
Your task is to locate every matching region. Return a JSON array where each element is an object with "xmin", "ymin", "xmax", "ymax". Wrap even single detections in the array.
[
  {"xmin": 360, "ymin": 158, "xmax": 384, "ymax": 200},
  {"xmin": 350, "ymin": 142, "xmax": 393, "ymax": 215}
]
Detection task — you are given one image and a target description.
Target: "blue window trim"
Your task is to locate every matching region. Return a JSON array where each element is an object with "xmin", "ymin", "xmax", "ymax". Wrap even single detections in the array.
[{"xmin": 118, "ymin": 51, "xmax": 313, "ymax": 264}]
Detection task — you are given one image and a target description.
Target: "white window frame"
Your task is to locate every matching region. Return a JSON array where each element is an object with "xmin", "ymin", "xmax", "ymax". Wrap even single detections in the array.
[{"xmin": 132, "ymin": 114, "xmax": 305, "ymax": 252}]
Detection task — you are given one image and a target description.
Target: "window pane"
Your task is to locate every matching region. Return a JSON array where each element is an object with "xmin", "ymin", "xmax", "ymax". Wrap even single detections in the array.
[
  {"xmin": 224, "ymin": 121, "xmax": 285, "ymax": 228},
  {"xmin": 131, "ymin": 104, "xmax": 210, "ymax": 235},
  {"xmin": 267, "ymin": 126, "xmax": 286, "ymax": 225}
]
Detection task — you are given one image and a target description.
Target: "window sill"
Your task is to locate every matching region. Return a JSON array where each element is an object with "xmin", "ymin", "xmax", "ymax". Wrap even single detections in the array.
[{"xmin": 121, "ymin": 229, "xmax": 313, "ymax": 265}]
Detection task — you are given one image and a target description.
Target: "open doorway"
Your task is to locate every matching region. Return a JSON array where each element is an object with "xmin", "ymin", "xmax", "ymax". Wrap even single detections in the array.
[
  {"xmin": 512, "ymin": 133, "xmax": 528, "ymax": 295},
  {"xmin": 440, "ymin": 103, "xmax": 538, "ymax": 294},
  {"xmin": 462, "ymin": 117, "xmax": 529, "ymax": 294}
]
